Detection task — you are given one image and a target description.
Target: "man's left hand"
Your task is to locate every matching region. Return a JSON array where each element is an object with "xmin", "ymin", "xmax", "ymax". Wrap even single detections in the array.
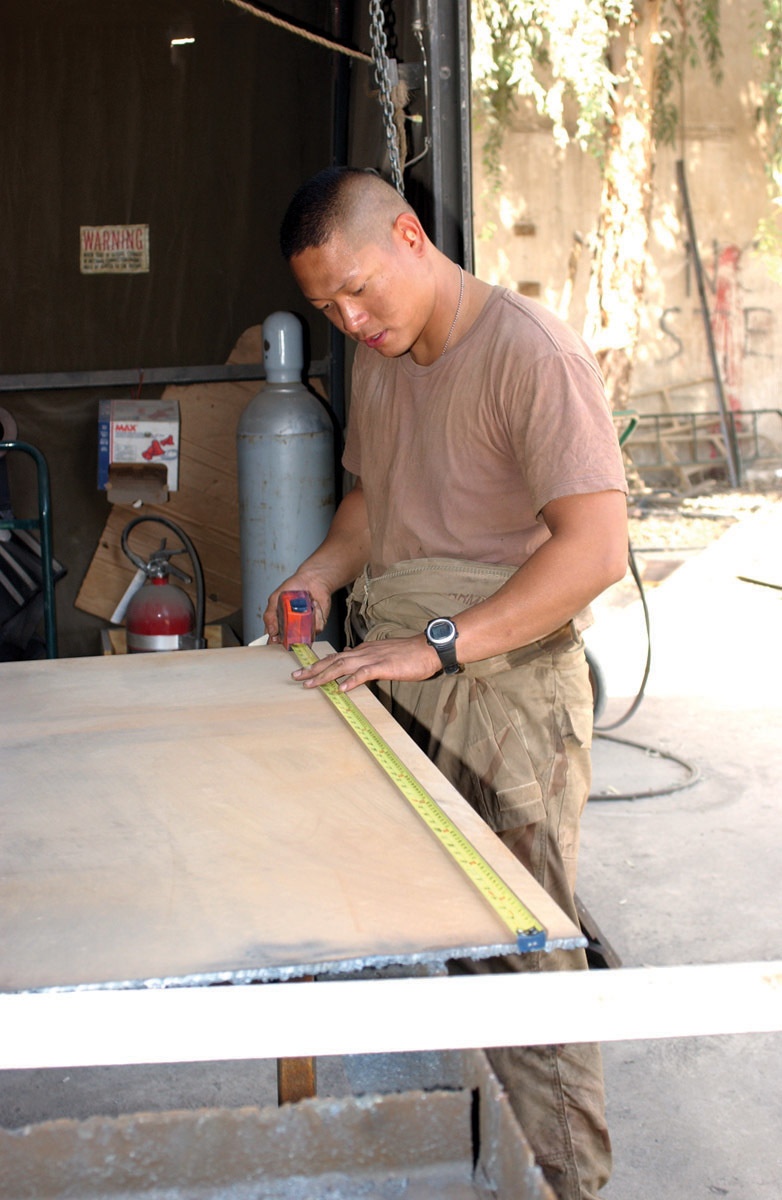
[{"xmin": 292, "ymin": 635, "xmax": 441, "ymax": 693}]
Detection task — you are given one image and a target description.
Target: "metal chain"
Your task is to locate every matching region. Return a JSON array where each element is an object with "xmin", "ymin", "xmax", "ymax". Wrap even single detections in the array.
[{"xmin": 368, "ymin": 0, "xmax": 405, "ymax": 196}]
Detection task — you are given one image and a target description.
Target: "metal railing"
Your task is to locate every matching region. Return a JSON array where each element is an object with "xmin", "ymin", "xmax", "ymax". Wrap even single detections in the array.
[{"xmin": 619, "ymin": 409, "xmax": 782, "ymax": 485}]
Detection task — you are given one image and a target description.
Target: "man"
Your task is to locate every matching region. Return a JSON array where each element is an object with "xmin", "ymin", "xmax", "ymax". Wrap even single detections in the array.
[{"xmin": 264, "ymin": 166, "xmax": 628, "ymax": 1199}]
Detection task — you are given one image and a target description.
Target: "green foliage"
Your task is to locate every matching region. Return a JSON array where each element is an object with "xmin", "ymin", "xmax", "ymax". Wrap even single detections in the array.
[
  {"xmin": 651, "ymin": 0, "xmax": 723, "ymax": 145},
  {"xmin": 471, "ymin": 1, "xmax": 782, "ymax": 271},
  {"xmin": 471, "ymin": 1, "xmax": 726, "ymax": 168},
  {"xmin": 471, "ymin": 0, "xmax": 634, "ymax": 180},
  {"xmin": 755, "ymin": 1, "xmax": 782, "ymax": 267}
]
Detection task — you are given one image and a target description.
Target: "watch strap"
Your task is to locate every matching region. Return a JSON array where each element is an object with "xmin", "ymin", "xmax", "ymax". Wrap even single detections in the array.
[{"xmin": 425, "ymin": 618, "xmax": 462, "ymax": 675}]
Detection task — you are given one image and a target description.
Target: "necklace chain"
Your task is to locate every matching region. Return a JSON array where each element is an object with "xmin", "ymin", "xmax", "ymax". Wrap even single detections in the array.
[{"xmin": 440, "ymin": 265, "xmax": 464, "ymax": 357}]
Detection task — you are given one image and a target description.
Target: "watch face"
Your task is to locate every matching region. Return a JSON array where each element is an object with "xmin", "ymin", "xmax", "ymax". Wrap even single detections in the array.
[{"xmin": 428, "ymin": 618, "xmax": 455, "ymax": 644}]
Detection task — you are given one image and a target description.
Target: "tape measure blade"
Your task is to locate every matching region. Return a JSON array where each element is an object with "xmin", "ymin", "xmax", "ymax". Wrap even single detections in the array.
[{"xmin": 289, "ymin": 643, "xmax": 547, "ymax": 950}]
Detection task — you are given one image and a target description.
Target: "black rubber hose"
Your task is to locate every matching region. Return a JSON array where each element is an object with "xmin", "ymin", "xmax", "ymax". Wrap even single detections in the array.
[
  {"xmin": 589, "ymin": 541, "xmax": 701, "ymax": 801},
  {"xmin": 594, "ymin": 543, "xmax": 651, "ymax": 732}
]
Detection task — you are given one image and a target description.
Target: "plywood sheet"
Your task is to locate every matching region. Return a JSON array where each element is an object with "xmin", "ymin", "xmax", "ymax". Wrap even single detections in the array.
[{"xmin": 0, "ymin": 646, "xmax": 581, "ymax": 994}]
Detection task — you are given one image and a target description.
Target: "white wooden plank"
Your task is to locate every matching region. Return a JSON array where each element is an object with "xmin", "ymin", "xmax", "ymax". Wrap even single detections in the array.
[{"xmin": 1, "ymin": 962, "xmax": 780, "ymax": 1070}]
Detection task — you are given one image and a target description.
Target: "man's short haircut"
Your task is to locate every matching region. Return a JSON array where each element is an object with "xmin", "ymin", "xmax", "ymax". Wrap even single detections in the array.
[{"xmin": 279, "ymin": 166, "xmax": 411, "ymax": 261}]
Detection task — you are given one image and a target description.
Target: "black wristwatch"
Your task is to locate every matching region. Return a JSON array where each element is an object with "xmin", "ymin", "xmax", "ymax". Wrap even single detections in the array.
[{"xmin": 425, "ymin": 617, "xmax": 462, "ymax": 675}]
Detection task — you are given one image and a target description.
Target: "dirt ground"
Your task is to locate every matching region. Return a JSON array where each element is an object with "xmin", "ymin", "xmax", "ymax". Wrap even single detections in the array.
[
  {"xmin": 579, "ymin": 484, "xmax": 782, "ymax": 1199},
  {"xmin": 609, "ymin": 475, "xmax": 782, "ymax": 611},
  {"xmin": 626, "ymin": 479, "xmax": 782, "ymax": 552}
]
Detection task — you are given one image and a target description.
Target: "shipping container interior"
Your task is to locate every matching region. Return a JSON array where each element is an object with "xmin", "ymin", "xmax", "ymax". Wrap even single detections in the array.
[{"xmin": 1, "ymin": 0, "xmax": 471, "ymax": 656}]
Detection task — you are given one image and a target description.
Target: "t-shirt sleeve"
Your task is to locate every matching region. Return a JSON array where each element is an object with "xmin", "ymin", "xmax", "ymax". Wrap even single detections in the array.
[{"xmin": 509, "ymin": 350, "xmax": 628, "ymax": 515}]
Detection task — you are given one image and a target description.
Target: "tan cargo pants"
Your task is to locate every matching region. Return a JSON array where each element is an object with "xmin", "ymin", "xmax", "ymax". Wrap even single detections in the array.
[{"xmin": 347, "ymin": 558, "xmax": 611, "ymax": 1200}]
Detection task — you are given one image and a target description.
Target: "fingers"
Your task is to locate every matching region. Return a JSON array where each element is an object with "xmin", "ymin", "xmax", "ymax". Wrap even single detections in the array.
[
  {"xmin": 262, "ymin": 587, "xmax": 284, "ymax": 641},
  {"xmin": 292, "ymin": 650, "xmax": 355, "ymax": 691},
  {"xmin": 262, "ymin": 581, "xmax": 331, "ymax": 642},
  {"xmin": 291, "ymin": 637, "xmax": 438, "ymax": 693},
  {"xmin": 311, "ymin": 596, "xmax": 327, "ymax": 633}
]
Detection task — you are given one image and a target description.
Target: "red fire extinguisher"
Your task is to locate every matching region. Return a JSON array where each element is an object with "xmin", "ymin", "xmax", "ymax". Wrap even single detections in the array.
[{"xmin": 120, "ymin": 516, "xmax": 206, "ymax": 653}]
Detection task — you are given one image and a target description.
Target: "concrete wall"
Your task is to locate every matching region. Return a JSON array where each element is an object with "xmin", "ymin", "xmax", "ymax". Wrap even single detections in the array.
[{"xmin": 471, "ymin": 1, "xmax": 782, "ymax": 456}]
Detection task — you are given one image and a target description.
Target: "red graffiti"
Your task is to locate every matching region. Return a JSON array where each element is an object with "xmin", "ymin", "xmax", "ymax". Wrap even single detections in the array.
[{"xmin": 710, "ymin": 245, "xmax": 743, "ymax": 414}]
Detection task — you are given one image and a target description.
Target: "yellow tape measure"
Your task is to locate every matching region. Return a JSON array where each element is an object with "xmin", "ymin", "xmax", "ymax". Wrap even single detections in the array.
[{"xmin": 291, "ymin": 643, "xmax": 547, "ymax": 952}]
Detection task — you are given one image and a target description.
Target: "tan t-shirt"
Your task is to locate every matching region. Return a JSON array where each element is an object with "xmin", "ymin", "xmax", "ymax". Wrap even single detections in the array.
[{"xmin": 342, "ymin": 287, "xmax": 627, "ymax": 575}]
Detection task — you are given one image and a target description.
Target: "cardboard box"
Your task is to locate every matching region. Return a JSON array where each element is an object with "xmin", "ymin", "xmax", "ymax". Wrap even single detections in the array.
[{"xmin": 98, "ymin": 399, "xmax": 180, "ymax": 491}]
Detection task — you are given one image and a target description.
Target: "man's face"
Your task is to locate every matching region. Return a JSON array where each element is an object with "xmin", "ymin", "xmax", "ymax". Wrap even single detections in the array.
[{"xmin": 290, "ymin": 226, "xmax": 430, "ymax": 358}]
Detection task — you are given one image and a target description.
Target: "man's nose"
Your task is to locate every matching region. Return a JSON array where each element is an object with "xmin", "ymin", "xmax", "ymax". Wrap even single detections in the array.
[{"xmin": 341, "ymin": 301, "xmax": 367, "ymax": 334}]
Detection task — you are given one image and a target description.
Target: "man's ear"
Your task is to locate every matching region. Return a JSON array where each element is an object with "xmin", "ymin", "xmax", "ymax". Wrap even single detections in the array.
[{"xmin": 393, "ymin": 211, "xmax": 426, "ymax": 255}]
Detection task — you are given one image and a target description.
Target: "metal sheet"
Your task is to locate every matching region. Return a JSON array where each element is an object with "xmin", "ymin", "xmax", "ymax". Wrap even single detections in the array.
[{"xmin": 1, "ymin": 646, "xmax": 582, "ymax": 994}]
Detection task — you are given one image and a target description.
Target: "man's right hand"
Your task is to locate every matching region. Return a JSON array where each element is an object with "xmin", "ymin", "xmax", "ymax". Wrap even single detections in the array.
[
  {"xmin": 263, "ymin": 574, "xmax": 333, "ymax": 643},
  {"xmin": 262, "ymin": 481, "xmax": 371, "ymax": 642}
]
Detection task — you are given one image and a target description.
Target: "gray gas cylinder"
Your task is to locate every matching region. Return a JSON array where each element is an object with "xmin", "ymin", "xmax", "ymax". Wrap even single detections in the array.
[{"xmin": 237, "ymin": 312, "xmax": 335, "ymax": 644}]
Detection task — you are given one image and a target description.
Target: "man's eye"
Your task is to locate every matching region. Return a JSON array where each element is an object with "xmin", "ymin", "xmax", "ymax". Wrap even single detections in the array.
[{"xmin": 353, "ymin": 284, "xmax": 366, "ymax": 296}]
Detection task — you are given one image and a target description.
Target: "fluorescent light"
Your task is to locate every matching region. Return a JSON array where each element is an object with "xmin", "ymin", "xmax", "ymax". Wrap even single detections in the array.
[{"xmin": 170, "ymin": 37, "xmax": 195, "ymax": 47}]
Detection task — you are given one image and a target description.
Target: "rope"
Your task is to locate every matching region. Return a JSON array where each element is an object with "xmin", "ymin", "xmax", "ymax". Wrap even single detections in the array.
[
  {"xmin": 222, "ymin": 0, "xmax": 415, "ymax": 190},
  {"xmin": 221, "ymin": 0, "xmax": 373, "ymax": 63}
]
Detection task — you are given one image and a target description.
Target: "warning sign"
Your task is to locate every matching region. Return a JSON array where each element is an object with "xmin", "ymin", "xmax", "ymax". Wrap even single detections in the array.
[{"xmin": 80, "ymin": 224, "xmax": 150, "ymax": 274}]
